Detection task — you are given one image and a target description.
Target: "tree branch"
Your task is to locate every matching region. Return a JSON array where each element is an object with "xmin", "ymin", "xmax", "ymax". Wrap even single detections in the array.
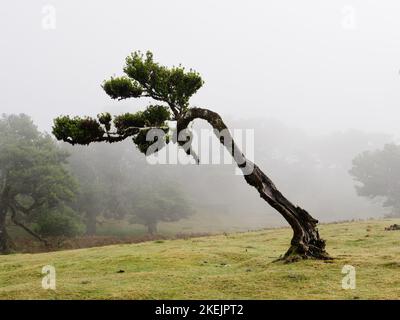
[{"xmin": 9, "ymin": 205, "xmax": 48, "ymax": 246}]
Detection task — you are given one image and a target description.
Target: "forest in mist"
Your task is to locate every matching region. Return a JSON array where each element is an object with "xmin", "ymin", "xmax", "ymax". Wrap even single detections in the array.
[{"xmin": 5, "ymin": 113, "xmax": 392, "ymax": 243}]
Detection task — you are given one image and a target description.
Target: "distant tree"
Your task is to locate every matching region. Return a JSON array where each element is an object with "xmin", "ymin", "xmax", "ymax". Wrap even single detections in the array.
[
  {"xmin": 0, "ymin": 114, "xmax": 77, "ymax": 253},
  {"xmin": 350, "ymin": 144, "xmax": 400, "ymax": 216},
  {"xmin": 53, "ymin": 51, "xmax": 329, "ymax": 261},
  {"xmin": 129, "ymin": 184, "xmax": 193, "ymax": 234}
]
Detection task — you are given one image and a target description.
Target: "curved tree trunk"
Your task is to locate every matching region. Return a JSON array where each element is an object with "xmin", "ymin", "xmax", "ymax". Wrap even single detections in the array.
[{"xmin": 177, "ymin": 107, "xmax": 330, "ymax": 262}]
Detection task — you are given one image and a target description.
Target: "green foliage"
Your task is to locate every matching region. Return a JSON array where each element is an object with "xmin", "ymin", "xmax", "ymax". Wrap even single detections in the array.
[
  {"xmin": 53, "ymin": 104, "xmax": 171, "ymax": 152},
  {"xmin": 53, "ymin": 50, "xmax": 201, "ymax": 151},
  {"xmin": 104, "ymin": 50, "xmax": 203, "ymax": 110},
  {"xmin": 102, "ymin": 76, "xmax": 143, "ymax": 100},
  {"xmin": 143, "ymin": 105, "xmax": 171, "ymax": 126},
  {"xmin": 131, "ymin": 128, "xmax": 151, "ymax": 154},
  {"xmin": 114, "ymin": 105, "xmax": 170, "ymax": 133},
  {"xmin": 114, "ymin": 112, "xmax": 146, "ymax": 134},
  {"xmin": 97, "ymin": 112, "xmax": 112, "ymax": 131},
  {"xmin": 0, "ymin": 114, "xmax": 78, "ymax": 248},
  {"xmin": 111, "ymin": 105, "xmax": 171, "ymax": 154},
  {"xmin": 34, "ymin": 207, "xmax": 84, "ymax": 237},
  {"xmin": 350, "ymin": 144, "xmax": 400, "ymax": 214},
  {"xmin": 0, "ymin": 114, "xmax": 76, "ymax": 205},
  {"xmin": 132, "ymin": 127, "xmax": 169, "ymax": 155},
  {"xmin": 49, "ymin": 52, "xmax": 203, "ymax": 238},
  {"xmin": 53, "ymin": 116, "xmax": 105, "ymax": 145}
]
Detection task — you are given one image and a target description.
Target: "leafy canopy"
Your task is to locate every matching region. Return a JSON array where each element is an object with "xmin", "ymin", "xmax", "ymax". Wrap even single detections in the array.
[{"xmin": 52, "ymin": 51, "xmax": 204, "ymax": 153}]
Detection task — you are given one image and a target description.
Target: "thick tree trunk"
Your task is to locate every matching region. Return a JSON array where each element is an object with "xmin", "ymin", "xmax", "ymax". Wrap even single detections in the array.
[
  {"xmin": 0, "ymin": 206, "xmax": 12, "ymax": 254},
  {"xmin": 177, "ymin": 107, "xmax": 330, "ymax": 262}
]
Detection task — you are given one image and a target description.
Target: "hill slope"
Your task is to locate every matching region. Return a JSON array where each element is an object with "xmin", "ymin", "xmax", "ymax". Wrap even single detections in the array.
[{"xmin": 1, "ymin": 219, "xmax": 400, "ymax": 299}]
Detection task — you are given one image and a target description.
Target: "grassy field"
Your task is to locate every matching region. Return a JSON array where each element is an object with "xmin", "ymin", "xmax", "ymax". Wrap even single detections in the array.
[{"xmin": 1, "ymin": 218, "xmax": 400, "ymax": 299}]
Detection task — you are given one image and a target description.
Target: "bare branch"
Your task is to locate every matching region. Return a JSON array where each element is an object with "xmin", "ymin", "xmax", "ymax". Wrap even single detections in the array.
[{"xmin": 9, "ymin": 205, "xmax": 48, "ymax": 246}]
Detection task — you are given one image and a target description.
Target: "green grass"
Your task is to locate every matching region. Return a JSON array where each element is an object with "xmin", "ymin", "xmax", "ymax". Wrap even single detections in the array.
[
  {"xmin": 93, "ymin": 211, "xmax": 284, "ymax": 237},
  {"xmin": 1, "ymin": 218, "xmax": 400, "ymax": 299}
]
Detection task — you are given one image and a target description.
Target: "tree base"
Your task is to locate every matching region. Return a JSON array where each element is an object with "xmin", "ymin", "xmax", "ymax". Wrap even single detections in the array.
[
  {"xmin": 178, "ymin": 107, "xmax": 331, "ymax": 264},
  {"xmin": 275, "ymin": 243, "xmax": 332, "ymax": 264}
]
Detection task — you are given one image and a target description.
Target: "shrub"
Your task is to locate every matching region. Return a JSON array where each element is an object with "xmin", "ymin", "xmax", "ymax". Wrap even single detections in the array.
[{"xmin": 34, "ymin": 207, "xmax": 84, "ymax": 237}]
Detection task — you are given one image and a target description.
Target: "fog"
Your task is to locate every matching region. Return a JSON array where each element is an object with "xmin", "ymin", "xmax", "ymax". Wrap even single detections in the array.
[
  {"xmin": 2, "ymin": 1, "xmax": 400, "ymax": 135},
  {"xmin": 1, "ymin": 1, "xmax": 399, "ymax": 232}
]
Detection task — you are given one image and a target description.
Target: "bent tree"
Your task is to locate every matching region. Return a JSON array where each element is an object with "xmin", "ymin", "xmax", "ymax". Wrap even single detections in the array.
[{"xmin": 53, "ymin": 51, "xmax": 330, "ymax": 261}]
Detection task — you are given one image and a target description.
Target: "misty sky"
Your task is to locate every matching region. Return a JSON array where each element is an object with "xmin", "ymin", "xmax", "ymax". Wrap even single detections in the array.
[{"xmin": 1, "ymin": 0, "xmax": 400, "ymax": 137}]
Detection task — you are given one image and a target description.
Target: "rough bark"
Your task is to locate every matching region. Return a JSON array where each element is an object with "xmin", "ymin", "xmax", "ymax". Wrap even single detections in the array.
[
  {"xmin": 177, "ymin": 107, "xmax": 331, "ymax": 262},
  {"xmin": 0, "ymin": 206, "xmax": 12, "ymax": 254}
]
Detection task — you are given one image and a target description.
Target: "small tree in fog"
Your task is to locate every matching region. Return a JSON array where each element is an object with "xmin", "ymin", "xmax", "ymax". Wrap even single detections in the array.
[
  {"xmin": 350, "ymin": 144, "xmax": 400, "ymax": 216},
  {"xmin": 130, "ymin": 185, "xmax": 193, "ymax": 234},
  {"xmin": 53, "ymin": 51, "xmax": 330, "ymax": 261}
]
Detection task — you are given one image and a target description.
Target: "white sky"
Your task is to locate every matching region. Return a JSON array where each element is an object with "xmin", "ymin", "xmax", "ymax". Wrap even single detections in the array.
[{"xmin": 1, "ymin": 0, "xmax": 400, "ymax": 137}]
